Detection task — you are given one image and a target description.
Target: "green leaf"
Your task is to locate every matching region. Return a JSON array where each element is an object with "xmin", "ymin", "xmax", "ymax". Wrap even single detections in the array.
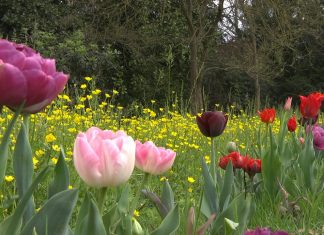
[
  {"xmin": 212, "ymin": 194, "xmax": 251, "ymax": 234},
  {"xmin": 219, "ymin": 161, "xmax": 234, "ymax": 211},
  {"xmin": 75, "ymin": 198, "xmax": 106, "ymax": 235},
  {"xmin": 20, "ymin": 189, "xmax": 78, "ymax": 235},
  {"xmin": 161, "ymin": 181, "xmax": 174, "ymax": 213},
  {"xmin": 141, "ymin": 189, "xmax": 168, "ymax": 218},
  {"xmin": 150, "ymin": 205, "xmax": 180, "ymax": 235},
  {"xmin": 201, "ymin": 157, "xmax": 217, "ymax": 218},
  {"xmin": 0, "ymin": 107, "xmax": 21, "ymax": 185},
  {"xmin": 48, "ymin": 148, "xmax": 70, "ymax": 198},
  {"xmin": 118, "ymin": 184, "xmax": 130, "ymax": 214},
  {"xmin": 75, "ymin": 193, "xmax": 91, "ymax": 233},
  {"xmin": 0, "ymin": 167, "xmax": 50, "ymax": 235},
  {"xmin": 115, "ymin": 214, "xmax": 132, "ymax": 235},
  {"xmin": 102, "ymin": 204, "xmax": 119, "ymax": 234},
  {"xmin": 298, "ymin": 135, "xmax": 316, "ymax": 191},
  {"xmin": 13, "ymin": 117, "xmax": 35, "ymax": 222}
]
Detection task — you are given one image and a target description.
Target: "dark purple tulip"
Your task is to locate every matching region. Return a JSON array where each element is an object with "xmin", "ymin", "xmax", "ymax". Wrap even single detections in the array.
[
  {"xmin": 196, "ymin": 111, "xmax": 228, "ymax": 137},
  {"xmin": 0, "ymin": 39, "xmax": 69, "ymax": 113},
  {"xmin": 244, "ymin": 227, "xmax": 289, "ymax": 235}
]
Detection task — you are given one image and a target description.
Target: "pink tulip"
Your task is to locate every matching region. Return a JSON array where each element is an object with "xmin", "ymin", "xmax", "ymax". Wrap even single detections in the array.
[
  {"xmin": 135, "ymin": 141, "xmax": 176, "ymax": 175},
  {"xmin": 73, "ymin": 127, "xmax": 136, "ymax": 187},
  {"xmin": 284, "ymin": 97, "xmax": 292, "ymax": 111},
  {"xmin": 0, "ymin": 39, "xmax": 68, "ymax": 113}
]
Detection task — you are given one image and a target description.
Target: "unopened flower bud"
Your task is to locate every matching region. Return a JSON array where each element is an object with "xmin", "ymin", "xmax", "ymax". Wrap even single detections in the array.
[
  {"xmin": 132, "ymin": 218, "xmax": 144, "ymax": 235},
  {"xmin": 226, "ymin": 142, "xmax": 237, "ymax": 153}
]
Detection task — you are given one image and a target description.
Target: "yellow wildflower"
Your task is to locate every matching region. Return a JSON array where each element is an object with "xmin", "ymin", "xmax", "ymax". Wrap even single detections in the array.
[
  {"xmin": 5, "ymin": 175, "xmax": 14, "ymax": 182},
  {"xmin": 187, "ymin": 177, "xmax": 195, "ymax": 183},
  {"xmin": 45, "ymin": 133, "xmax": 56, "ymax": 143}
]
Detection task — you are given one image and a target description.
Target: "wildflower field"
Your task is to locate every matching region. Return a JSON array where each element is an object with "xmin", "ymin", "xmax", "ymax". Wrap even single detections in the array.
[{"xmin": 0, "ymin": 39, "xmax": 324, "ymax": 235}]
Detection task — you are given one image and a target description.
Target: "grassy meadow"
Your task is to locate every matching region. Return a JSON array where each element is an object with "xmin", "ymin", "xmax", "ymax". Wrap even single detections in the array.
[{"xmin": 0, "ymin": 77, "xmax": 323, "ymax": 234}]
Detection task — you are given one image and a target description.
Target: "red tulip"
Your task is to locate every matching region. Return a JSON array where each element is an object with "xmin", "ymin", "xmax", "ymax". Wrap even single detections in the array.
[
  {"xmin": 218, "ymin": 156, "xmax": 232, "ymax": 170},
  {"xmin": 287, "ymin": 116, "xmax": 297, "ymax": 132},
  {"xmin": 218, "ymin": 151, "xmax": 245, "ymax": 170},
  {"xmin": 0, "ymin": 39, "xmax": 68, "ymax": 113},
  {"xmin": 299, "ymin": 92, "xmax": 324, "ymax": 119},
  {"xmin": 243, "ymin": 158, "xmax": 261, "ymax": 177},
  {"xmin": 258, "ymin": 108, "xmax": 276, "ymax": 124},
  {"xmin": 196, "ymin": 111, "xmax": 228, "ymax": 138}
]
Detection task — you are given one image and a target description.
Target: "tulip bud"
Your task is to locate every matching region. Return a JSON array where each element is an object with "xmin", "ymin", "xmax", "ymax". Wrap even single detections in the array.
[
  {"xmin": 299, "ymin": 137, "xmax": 305, "ymax": 145},
  {"xmin": 132, "ymin": 218, "xmax": 144, "ymax": 235},
  {"xmin": 226, "ymin": 141, "xmax": 237, "ymax": 153},
  {"xmin": 287, "ymin": 116, "xmax": 297, "ymax": 132},
  {"xmin": 284, "ymin": 97, "xmax": 292, "ymax": 111}
]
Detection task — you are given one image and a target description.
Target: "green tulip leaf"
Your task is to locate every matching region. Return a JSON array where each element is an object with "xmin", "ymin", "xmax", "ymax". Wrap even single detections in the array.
[
  {"xmin": 0, "ymin": 167, "xmax": 50, "ymax": 235},
  {"xmin": 0, "ymin": 105, "xmax": 21, "ymax": 185},
  {"xmin": 20, "ymin": 189, "xmax": 78, "ymax": 235},
  {"xmin": 118, "ymin": 184, "xmax": 130, "ymax": 214},
  {"xmin": 150, "ymin": 205, "xmax": 179, "ymax": 235},
  {"xmin": 141, "ymin": 189, "xmax": 168, "ymax": 218},
  {"xmin": 48, "ymin": 147, "xmax": 70, "ymax": 198},
  {"xmin": 219, "ymin": 161, "xmax": 234, "ymax": 211},
  {"xmin": 75, "ymin": 197, "xmax": 106, "ymax": 235},
  {"xmin": 75, "ymin": 193, "xmax": 91, "ymax": 233},
  {"xmin": 13, "ymin": 116, "xmax": 35, "ymax": 222},
  {"xmin": 201, "ymin": 157, "xmax": 217, "ymax": 218},
  {"xmin": 161, "ymin": 181, "xmax": 175, "ymax": 213}
]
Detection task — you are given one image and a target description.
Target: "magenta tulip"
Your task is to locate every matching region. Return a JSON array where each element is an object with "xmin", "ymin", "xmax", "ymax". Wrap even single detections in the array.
[
  {"xmin": 135, "ymin": 140, "xmax": 176, "ymax": 175},
  {"xmin": 0, "ymin": 39, "xmax": 68, "ymax": 113},
  {"xmin": 244, "ymin": 227, "xmax": 288, "ymax": 235},
  {"xmin": 312, "ymin": 125, "xmax": 324, "ymax": 151},
  {"xmin": 73, "ymin": 127, "xmax": 136, "ymax": 187},
  {"xmin": 196, "ymin": 111, "xmax": 228, "ymax": 137}
]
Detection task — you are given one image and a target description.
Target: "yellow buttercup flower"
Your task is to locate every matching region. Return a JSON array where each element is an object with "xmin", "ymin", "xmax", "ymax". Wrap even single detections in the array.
[
  {"xmin": 84, "ymin": 76, "xmax": 92, "ymax": 81},
  {"xmin": 133, "ymin": 210, "xmax": 140, "ymax": 217},
  {"xmin": 45, "ymin": 133, "xmax": 56, "ymax": 143},
  {"xmin": 187, "ymin": 177, "xmax": 195, "ymax": 183},
  {"xmin": 5, "ymin": 175, "xmax": 14, "ymax": 182}
]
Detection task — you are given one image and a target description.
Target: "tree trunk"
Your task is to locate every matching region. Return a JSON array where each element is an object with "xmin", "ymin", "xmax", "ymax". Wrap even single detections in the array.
[
  {"xmin": 189, "ymin": 35, "xmax": 203, "ymax": 113},
  {"xmin": 254, "ymin": 76, "xmax": 260, "ymax": 110}
]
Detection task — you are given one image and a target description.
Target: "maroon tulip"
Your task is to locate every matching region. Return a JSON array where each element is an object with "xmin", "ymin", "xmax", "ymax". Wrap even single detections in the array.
[
  {"xmin": 196, "ymin": 111, "xmax": 228, "ymax": 138},
  {"xmin": 0, "ymin": 39, "xmax": 69, "ymax": 113}
]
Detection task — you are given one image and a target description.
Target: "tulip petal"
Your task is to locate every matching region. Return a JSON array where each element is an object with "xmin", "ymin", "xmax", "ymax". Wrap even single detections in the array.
[
  {"xmin": 0, "ymin": 49, "xmax": 25, "ymax": 69},
  {"xmin": 73, "ymin": 134, "xmax": 102, "ymax": 187},
  {"xmin": 0, "ymin": 63, "xmax": 27, "ymax": 106}
]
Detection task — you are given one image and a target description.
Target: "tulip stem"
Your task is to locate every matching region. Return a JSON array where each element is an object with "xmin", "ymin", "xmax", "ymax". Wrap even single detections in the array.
[
  {"xmin": 210, "ymin": 137, "xmax": 216, "ymax": 182},
  {"xmin": 131, "ymin": 172, "xmax": 150, "ymax": 216},
  {"xmin": 97, "ymin": 187, "xmax": 108, "ymax": 214}
]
